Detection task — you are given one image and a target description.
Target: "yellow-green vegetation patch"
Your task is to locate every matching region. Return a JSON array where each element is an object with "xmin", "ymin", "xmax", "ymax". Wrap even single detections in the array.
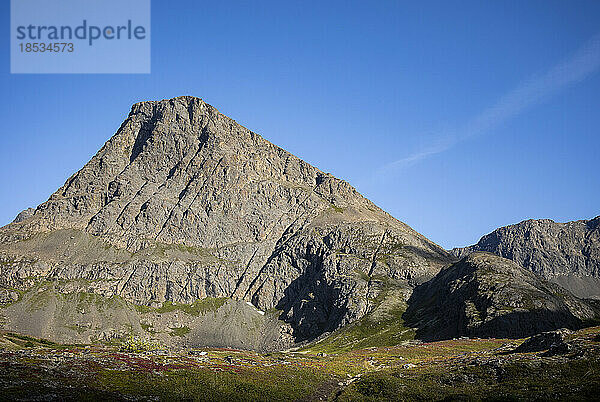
[
  {"xmin": 119, "ymin": 335, "xmax": 161, "ymax": 352},
  {"xmin": 23, "ymin": 286, "xmax": 131, "ymax": 313},
  {"xmin": 0, "ymin": 257, "xmax": 18, "ymax": 266},
  {"xmin": 136, "ymin": 297, "xmax": 229, "ymax": 316},
  {"xmin": 329, "ymin": 203, "xmax": 345, "ymax": 213},
  {"xmin": 75, "ymin": 291, "xmax": 127, "ymax": 310},
  {"xmin": 307, "ymin": 305, "xmax": 415, "ymax": 354},
  {"xmin": 140, "ymin": 322, "xmax": 155, "ymax": 333},
  {"xmin": 1, "ymin": 332, "xmax": 58, "ymax": 348},
  {"xmin": 169, "ymin": 326, "xmax": 191, "ymax": 337}
]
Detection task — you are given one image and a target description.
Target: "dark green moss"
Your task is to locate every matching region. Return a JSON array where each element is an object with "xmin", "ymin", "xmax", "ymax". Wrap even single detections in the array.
[
  {"xmin": 134, "ymin": 298, "xmax": 229, "ymax": 316},
  {"xmin": 93, "ymin": 364, "xmax": 329, "ymax": 401},
  {"xmin": 338, "ymin": 354, "xmax": 600, "ymax": 401}
]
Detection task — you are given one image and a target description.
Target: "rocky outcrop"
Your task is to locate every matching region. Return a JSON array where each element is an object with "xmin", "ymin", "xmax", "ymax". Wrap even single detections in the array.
[
  {"xmin": 452, "ymin": 217, "xmax": 600, "ymax": 299},
  {"xmin": 0, "ymin": 96, "xmax": 453, "ymax": 347},
  {"xmin": 403, "ymin": 252, "xmax": 598, "ymax": 341},
  {"xmin": 12, "ymin": 208, "xmax": 34, "ymax": 224},
  {"xmin": 514, "ymin": 328, "xmax": 572, "ymax": 355}
]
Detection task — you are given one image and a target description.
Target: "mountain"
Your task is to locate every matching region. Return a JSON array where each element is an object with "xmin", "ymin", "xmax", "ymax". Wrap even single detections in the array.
[
  {"xmin": 452, "ymin": 217, "xmax": 600, "ymax": 299},
  {"xmin": 0, "ymin": 96, "xmax": 453, "ymax": 350},
  {"xmin": 404, "ymin": 252, "xmax": 599, "ymax": 341}
]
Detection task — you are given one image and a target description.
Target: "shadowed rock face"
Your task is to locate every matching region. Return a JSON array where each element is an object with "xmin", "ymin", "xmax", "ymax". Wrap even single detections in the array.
[
  {"xmin": 452, "ymin": 217, "xmax": 600, "ymax": 299},
  {"xmin": 0, "ymin": 96, "xmax": 453, "ymax": 347},
  {"xmin": 403, "ymin": 252, "xmax": 599, "ymax": 341}
]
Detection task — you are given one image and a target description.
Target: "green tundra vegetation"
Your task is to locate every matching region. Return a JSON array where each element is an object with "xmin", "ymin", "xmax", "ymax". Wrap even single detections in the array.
[{"xmin": 0, "ymin": 326, "xmax": 599, "ymax": 401}]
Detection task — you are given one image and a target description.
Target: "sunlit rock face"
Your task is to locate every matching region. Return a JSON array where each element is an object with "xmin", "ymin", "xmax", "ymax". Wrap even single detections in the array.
[{"xmin": 0, "ymin": 96, "xmax": 453, "ymax": 349}]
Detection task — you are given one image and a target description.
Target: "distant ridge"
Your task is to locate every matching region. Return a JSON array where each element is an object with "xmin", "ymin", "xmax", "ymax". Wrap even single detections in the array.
[{"xmin": 452, "ymin": 216, "xmax": 600, "ymax": 299}]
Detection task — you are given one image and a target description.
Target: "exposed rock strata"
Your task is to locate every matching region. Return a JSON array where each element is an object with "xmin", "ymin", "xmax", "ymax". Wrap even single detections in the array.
[
  {"xmin": 452, "ymin": 217, "xmax": 600, "ymax": 299},
  {"xmin": 0, "ymin": 96, "xmax": 453, "ymax": 347}
]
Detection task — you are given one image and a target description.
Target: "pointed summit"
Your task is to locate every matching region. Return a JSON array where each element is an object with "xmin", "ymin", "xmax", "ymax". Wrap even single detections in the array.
[{"xmin": 0, "ymin": 96, "xmax": 453, "ymax": 347}]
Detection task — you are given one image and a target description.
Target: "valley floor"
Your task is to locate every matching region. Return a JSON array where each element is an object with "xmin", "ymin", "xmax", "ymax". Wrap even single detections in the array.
[{"xmin": 1, "ymin": 327, "xmax": 600, "ymax": 401}]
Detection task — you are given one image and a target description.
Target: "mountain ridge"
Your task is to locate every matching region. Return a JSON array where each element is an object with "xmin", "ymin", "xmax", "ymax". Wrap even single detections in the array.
[
  {"xmin": 0, "ymin": 96, "xmax": 453, "ymax": 349},
  {"xmin": 1, "ymin": 96, "xmax": 597, "ymax": 351},
  {"xmin": 404, "ymin": 252, "xmax": 599, "ymax": 341},
  {"xmin": 452, "ymin": 216, "xmax": 600, "ymax": 299}
]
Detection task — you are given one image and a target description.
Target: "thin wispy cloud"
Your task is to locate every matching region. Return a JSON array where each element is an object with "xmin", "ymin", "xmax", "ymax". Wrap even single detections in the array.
[
  {"xmin": 377, "ymin": 137, "xmax": 454, "ymax": 174},
  {"xmin": 377, "ymin": 32, "xmax": 600, "ymax": 176}
]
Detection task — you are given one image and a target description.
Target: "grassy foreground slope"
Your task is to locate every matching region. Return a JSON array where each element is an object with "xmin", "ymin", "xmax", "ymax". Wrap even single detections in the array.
[{"xmin": 1, "ymin": 327, "xmax": 599, "ymax": 401}]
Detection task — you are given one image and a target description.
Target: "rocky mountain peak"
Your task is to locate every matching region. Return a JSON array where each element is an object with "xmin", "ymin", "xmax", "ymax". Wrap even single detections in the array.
[
  {"xmin": 0, "ymin": 97, "xmax": 597, "ymax": 351},
  {"xmin": 9, "ymin": 96, "xmax": 372, "ymax": 251},
  {"xmin": 0, "ymin": 96, "xmax": 453, "ymax": 348}
]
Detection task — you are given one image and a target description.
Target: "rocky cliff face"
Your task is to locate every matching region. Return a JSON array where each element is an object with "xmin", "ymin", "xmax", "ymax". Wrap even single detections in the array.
[
  {"xmin": 0, "ymin": 96, "xmax": 453, "ymax": 348},
  {"xmin": 404, "ymin": 252, "xmax": 599, "ymax": 341},
  {"xmin": 452, "ymin": 217, "xmax": 600, "ymax": 299}
]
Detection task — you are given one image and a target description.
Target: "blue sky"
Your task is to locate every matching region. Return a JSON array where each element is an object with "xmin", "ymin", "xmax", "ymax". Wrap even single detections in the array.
[{"xmin": 1, "ymin": 0, "xmax": 599, "ymax": 248}]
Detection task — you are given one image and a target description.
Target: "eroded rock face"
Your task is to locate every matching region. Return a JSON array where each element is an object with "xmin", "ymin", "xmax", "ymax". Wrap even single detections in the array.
[
  {"xmin": 403, "ymin": 252, "xmax": 598, "ymax": 341},
  {"xmin": 0, "ymin": 96, "xmax": 453, "ymax": 347},
  {"xmin": 452, "ymin": 217, "xmax": 600, "ymax": 299}
]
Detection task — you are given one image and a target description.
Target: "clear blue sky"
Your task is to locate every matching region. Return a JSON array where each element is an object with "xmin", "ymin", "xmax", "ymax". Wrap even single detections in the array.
[{"xmin": 1, "ymin": 0, "xmax": 599, "ymax": 249}]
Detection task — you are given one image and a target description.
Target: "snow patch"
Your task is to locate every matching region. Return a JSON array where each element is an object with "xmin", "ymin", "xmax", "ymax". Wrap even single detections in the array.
[{"xmin": 246, "ymin": 301, "xmax": 265, "ymax": 315}]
